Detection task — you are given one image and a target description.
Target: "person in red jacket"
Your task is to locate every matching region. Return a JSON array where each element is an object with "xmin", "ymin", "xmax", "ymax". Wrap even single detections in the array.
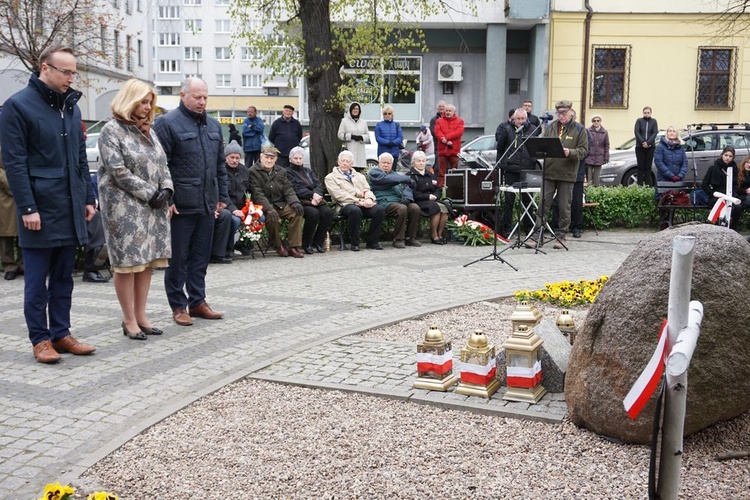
[{"xmin": 434, "ymin": 104, "xmax": 465, "ymax": 188}]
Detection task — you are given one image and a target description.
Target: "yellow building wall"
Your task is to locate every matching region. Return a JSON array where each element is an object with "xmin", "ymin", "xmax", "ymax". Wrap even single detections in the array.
[{"xmin": 549, "ymin": 11, "xmax": 750, "ymax": 146}]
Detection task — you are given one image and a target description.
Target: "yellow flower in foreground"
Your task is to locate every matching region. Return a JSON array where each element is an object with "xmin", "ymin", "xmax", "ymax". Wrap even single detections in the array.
[
  {"xmin": 39, "ymin": 483, "xmax": 75, "ymax": 500},
  {"xmin": 88, "ymin": 492, "xmax": 120, "ymax": 500}
]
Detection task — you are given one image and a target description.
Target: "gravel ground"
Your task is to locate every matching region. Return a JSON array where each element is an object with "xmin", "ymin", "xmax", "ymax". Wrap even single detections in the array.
[{"xmin": 79, "ymin": 299, "xmax": 750, "ymax": 499}]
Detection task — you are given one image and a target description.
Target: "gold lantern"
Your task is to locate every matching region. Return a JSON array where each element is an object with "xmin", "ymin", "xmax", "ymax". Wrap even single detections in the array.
[
  {"xmin": 454, "ymin": 330, "xmax": 500, "ymax": 398},
  {"xmin": 510, "ymin": 300, "xmax": 542, "ymax": 331},
  {"xmin": 501, "ymin": 325, "xmax": 546, "ymax": 403},
  {"xmin": 556, "ymin": 309, "xmax": 577, "ymax": 345},
  {"xmin": 413, "ymin": 326, "xmax": 458, "ymax": 391}
]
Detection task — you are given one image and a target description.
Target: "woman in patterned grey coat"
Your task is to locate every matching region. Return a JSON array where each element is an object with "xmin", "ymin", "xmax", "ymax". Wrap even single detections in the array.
[{"xmin": 98, "ymin": 79, "xmax": 173, "ymax": 340}]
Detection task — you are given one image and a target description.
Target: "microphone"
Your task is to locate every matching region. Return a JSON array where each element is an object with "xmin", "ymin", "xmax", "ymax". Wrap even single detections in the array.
[{"xmin": 540, "ymin": 113, "xmax": 554, "ymax": 121}]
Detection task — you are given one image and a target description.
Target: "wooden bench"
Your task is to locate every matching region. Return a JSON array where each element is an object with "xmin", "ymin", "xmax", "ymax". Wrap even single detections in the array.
[{"xmin": 655, "ymin": 181, "xmax": 709, "ymax": 229}]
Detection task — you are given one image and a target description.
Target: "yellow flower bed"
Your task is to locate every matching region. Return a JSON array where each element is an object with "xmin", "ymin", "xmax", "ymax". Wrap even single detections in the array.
[{"xmin": 514, "ymin": 276, "xmax": 609, "ymax": 307}]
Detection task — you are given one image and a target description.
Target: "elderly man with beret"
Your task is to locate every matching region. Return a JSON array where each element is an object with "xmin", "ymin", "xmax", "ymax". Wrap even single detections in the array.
[
  {"xmin": 248, "ymin": 145, "xmax": 305, "ymax": 258},
  {"xmin": 533, "ymin": 100, "xmax": 589, "ymax": 249}
]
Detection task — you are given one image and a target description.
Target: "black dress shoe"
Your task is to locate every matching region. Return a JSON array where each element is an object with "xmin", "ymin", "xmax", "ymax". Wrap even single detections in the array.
[
  {"xmin": 314, "ymin": 244, "xmax": 326, "ymax": 253},
  {"xmin": 572, "ymin": 229, "xmax": 582, "ymax": 238},
  {"xmin": 366, "ymin": 243, "xmax": 383, "ymax": 250},
  {"xmin": 351, "ymin": 245, "xmax": 360, "ymax": 252},
  {"xmin": 304, "ymin": 246, "xmax": 315, "ymax": 255},
  {"xmin": 122, "ymin": 323, "xmax": 147, "ymax": 340},
  {"xmin": 82, "ymin": 270, "xmax": 109, "ymax": 283},
  {"xmin": 431, "ymin": 238, "xmax": 446, "ymax": 245},
  {"xmin": 4, "ymin": 271, "xmax": 17, "ymax": 281},
  {"xmin": 138, "ymin": 324, "xmax": 164, "ymax": 335},
  {"xmin": 210, "ymin": 256, "xmax": 232, "ymax": 264}
]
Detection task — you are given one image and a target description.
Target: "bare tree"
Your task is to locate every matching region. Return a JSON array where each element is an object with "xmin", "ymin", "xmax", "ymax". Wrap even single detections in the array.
[
  {"xmin": 0, "ymin": 0, "xmax": 124, "ymax": 72},
  {"xmin": 231, "ymin": 0, "xmax": 474, "ymax": 180}
]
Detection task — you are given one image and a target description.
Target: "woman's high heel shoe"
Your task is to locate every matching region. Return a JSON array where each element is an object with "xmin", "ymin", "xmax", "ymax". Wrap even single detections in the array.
[
  {"xmin": 122, "ymin": 322, "xmax": 147, "ymax": 340},
  {"xmin": 138, "ymin": 324, "xmax": 163, "ymax": 335}
]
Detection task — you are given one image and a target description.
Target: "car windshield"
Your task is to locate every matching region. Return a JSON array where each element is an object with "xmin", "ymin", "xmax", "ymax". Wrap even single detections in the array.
[
  {"xmin": 86, "ymin": 135, "xmax": 99, "ymax": 148},
  {"xmin": 466, "ymin": 136, "xmax": 495, "ymax": 151}
]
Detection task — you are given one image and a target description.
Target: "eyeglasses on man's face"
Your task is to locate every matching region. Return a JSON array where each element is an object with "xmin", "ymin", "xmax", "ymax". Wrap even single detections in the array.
[{"xmin": 46, "ymin": 63, "xmax": 79, "ymax": 78}]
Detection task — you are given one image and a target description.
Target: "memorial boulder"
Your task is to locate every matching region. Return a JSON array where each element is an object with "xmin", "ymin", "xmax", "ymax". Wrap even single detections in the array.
[{"xmin": 565, "ymin": 223, "xmax": 750, "ymax": 444}]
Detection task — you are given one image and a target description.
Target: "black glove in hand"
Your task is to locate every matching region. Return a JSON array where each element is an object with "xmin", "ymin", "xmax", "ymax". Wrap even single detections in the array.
[
  {"xmin": 387, "ymin": 141, "xmax": 395, "ymax": 148},
  {"xmin": 350, "ymin": 134, "xmax": 363, "ymax": 142},
  {"xmin": 148, "ymin": 188, "xmax": 172, "ymax": 209},
  {"xmin": 291, "ymin": 202, "xmax": 304, "ymax": 216},
  {"xmin": 266, "ymin": 209, "xmax": 280, "ymax": 224}
]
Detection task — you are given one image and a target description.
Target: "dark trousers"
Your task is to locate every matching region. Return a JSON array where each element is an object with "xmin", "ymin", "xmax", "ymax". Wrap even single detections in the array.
[
  {"xmin": 276, "ymin": 156, "xmax": 290, "ymax": 168},
  {"xmin": 339, "ymin": 204, "xmax": 386, "ymax": 246},
  {"xmin": 635, "ymin": 146, "xmax": 655, "ymax": 186},
  {"xmin": 212, "ymin": 209, "xmax": 233, "ymax": 258},
  {"xmin": 165, "ymin": 213, "xmax": 214, "ymax": 311},
  {"xmin": 551, "ymin": 181, "xmax": 584, "ymax": 232},
  {"xmin": 384, "ymin": 202, "xmax": 421, "ymax": 240},
  {"xmin": 302, "ymin": 205, "xmax": 334, "ymax": 248},
  {"xmin": 23, "ymin": 245, "xmax": 76, "ymax": 345},
  {"xmin": 84, "ymin": 211, "xmax": 107, "ymax": 272},
  {"xmin": 244, "ymin": 151, "xmax": 260, "ymax": 168}
]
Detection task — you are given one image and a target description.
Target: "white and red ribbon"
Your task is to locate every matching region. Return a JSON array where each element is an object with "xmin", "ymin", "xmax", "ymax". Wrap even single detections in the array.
[
  {"xmin": 623, "ymin": 319, "xmax": 669, "ymax": 420},
  {"xmin": 416, "ymin": 350, "xmax": 453, "ymax": 375},
  {"xmin": 460, "ymin": 358, "xmax": 497, "ymax": 385},
  {"xmin": 708, "ymin": 199, "xmax": 727, "ymax": 223},
  {"xmin": 507, "ymin": 360, "xmax": 543, "ymax": 388}
]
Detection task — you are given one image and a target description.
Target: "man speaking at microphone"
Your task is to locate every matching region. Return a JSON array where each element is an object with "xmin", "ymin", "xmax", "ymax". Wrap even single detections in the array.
[
  {"xmin": 495, "ymin": 108, "xmax": 536, "ymax": 238},
  {"xmin": 533, "ymin": 100, "xmax": 588, "ymax": 249}
]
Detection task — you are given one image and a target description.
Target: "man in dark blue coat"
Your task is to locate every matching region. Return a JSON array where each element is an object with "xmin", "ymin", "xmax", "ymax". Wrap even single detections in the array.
[
  {"xmin": 268, "ymin": 104, "xmax": 303, "ymax": 168},
  {"xmin": 0, "ymin": 46, "xmax": 97, "ymax": 363},
  {"xmin": 153, "ymin": 77, "xmax": 229, "ymax": 326}
]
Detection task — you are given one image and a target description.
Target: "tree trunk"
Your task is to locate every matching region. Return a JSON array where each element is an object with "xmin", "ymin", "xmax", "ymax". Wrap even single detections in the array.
[{"xmin": 299, "ymin": 0, "xmax": 345, "ymax": 181}]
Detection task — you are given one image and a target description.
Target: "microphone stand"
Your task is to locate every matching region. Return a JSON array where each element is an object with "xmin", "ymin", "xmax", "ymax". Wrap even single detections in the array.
[{"xmin": 463, "ymin": 124, "xmax": 520, "ymax": 270}]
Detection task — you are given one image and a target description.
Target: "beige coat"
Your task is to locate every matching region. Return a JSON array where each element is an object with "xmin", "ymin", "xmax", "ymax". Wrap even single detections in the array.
[
  {"xmin": 98, "ymin": 120, "xmax": 173, "ymax": 268},
  {"xmin": 324, "ymin": 167, "xmax": 376, "ymax": 211},
  {"xmin": 0, "ymin": 158, "xmax": 18, "ymax": 237}
]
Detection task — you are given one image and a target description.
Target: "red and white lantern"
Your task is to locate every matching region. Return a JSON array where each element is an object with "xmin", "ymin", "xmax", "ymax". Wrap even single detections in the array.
[
  {"xmin": 413, "ymin": 326, "xmax": 458, "ymax": 391},
  {"xmin": 502, "ymin": 325, "xmax": 546, "ymax": 403},
  {"xmin": 455, "ymin": 330, "xmax": 500, "ymax": 398}
]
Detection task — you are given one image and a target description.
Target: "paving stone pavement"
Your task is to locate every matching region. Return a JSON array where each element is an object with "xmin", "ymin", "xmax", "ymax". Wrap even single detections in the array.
[{"xmin": 0, "ymin": 230, "xmax": 648, "ymax": 498}]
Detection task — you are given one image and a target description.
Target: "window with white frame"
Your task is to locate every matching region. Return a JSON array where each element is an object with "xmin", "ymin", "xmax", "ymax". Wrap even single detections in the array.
[
  {"xmin": 136, "ymin": 0, "xmax": 142, "ymax": 12},
  {"xmin": 125, "ymin": 0, "xmax": 132, "ymax": 14},
  {"xmin": 215, "ymin": 47, "xmax": 231, "ymax": 60},
  {"xmin": 215, "ymin": 0, "xmax": 230, "ymax": 4},
  {"xmin": 114, "ymin": 30, "xmax": 122, "ymax": 68},
  {"xmin": 216, "ymin": 74, "xmax": 232, "ymax": 87},
  {"xmin": 183, "ymin": 0, "xmax": 201, "ymax": 4},
  {"xmin": 241, "ymin": 47, "xmax": 260, "ymax": 60},
  {"xmin": 160, "ymin": 60, "xmax": 181, "ymax": 73},
  {"xmin": 158, "ymin": 5, "xmax": 179, "ymax": 19},
  {"xmin": 137, "ymin": 39, "xmax": 143, "ymax": 67},
  {"xmin": 696, "ymin": 47, "xmax": 736, "ymax": 110},
  {"xmin": 184, "ymin": 19, "xmax": 202, "ymax": 33},
  {"xmin": 215, "ymin": 19, "xmax": 231, "ymax": 33},
  {"xmin": 185, "ymin": 73, "xmax": 202, "ymax": 79},
  {"xmin": 126, "ymin": 35, "xmax": 133, "ymax": 71},
  {"xmin": 241, "ymin": 74, "xmax": 263, "ymax": 88},
  {"xmin": 159, "ymin": 33, "xmax": 181, "ymax": 46},
  {"xmin": 184, "ymin": 47, "xmax": 202, "ymax": 60}
]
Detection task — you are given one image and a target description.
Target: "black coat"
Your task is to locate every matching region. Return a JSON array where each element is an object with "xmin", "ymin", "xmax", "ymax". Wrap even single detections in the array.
[
  {"xmin": 225, "ymin": 163, "xmax": 249, "ymax": 212},
  {"xmin": 495, "ymin": 121, "xmax": 535, "ymax": 173},
  {"xmin": 285, "ymin": 163, "xmax": 325, "ymax": 202},
  {"xmin": 0, "ymin": 73, "xmax": 95, "ymax": 248},
  {"xmin": 702, "ymin": 158, "xmax": 739, "ymax": 197},
  {"xmin": 153, "ymin": 101, "xmax": 229, "ymax": 215},
  {"xmin": 408, "ymin": 167, "xmax": 441, "ymax": 217}
]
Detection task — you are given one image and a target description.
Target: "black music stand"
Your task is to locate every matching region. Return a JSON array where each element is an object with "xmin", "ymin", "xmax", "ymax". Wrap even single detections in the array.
[{"xmin": 523, "ymin": 137, "xmax": 568, "ymax": 251}]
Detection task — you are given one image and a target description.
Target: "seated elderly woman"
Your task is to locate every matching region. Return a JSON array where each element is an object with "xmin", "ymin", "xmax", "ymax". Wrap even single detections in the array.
[
  {"xmin": 368, "ymin": 152, "xmax": 422, "ymax": 248},
  {"xmin": 248, "ymin": 145, "xmax": 306, "ymax": 258},
  {"xmin": 324, "ymin": 150, "xmax": 386, "ymax": 251},
  {"xmin": 285, "ymin": 146, "xmax": 334, "ymax": 254},
  {"xmin": 408, "ymin": 151, "xmax": 449, "ymax": 244}
]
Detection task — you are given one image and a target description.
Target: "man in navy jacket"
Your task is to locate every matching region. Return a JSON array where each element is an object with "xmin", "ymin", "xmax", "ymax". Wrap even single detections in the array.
[
  {"xmin": 153, "ymin": 77, "xmax": 229, "ymax": 326},
  {"xmin": 0, "ymin": 46, "xmax": 97, "ymax": 363}
]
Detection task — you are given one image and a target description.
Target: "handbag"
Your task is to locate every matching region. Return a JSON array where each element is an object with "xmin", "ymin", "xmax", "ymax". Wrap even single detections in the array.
[{"xmin": 659, "ymin": 190, "xmax": 690, "ymax": 206}]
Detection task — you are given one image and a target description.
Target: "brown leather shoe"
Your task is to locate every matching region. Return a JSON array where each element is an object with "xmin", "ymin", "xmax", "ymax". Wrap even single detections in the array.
[
  {"xmin": 173, "ymin": 308, "xmax": 193, "ymax": 326},
  {"xmin": 33, "ymin": 340, "xmax": 61, "ymax": 364},
  {"xmin": 288, "ymin": 247, "xmax": 304, "ymax": 258},
  {"xmin": 52, "ymin": 335, "xmax": 96, "ymax": 355},
  {"xmin": 276, "ymin": 244, "xmax": 289, "ymax": 257},
  {"xmin": 188, "ymin": 302, "xmax": 224, "ymax": 320}
]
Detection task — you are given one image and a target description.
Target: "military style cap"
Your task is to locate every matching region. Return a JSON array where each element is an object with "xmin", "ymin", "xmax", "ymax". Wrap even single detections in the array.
[
  {"xmin": 261, "ymin": 145, "xmax": 280, "ymax": 156},
  {"xmin": 555, "ymin": 100, "xmax": 573, "ymax": 110}
]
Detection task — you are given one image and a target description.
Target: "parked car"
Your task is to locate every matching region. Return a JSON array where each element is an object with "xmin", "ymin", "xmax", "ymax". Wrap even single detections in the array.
[
  {"xmin": 600, "ymin": 126, "xmax": 750, "ymax": 186},
  {"xmin": 459, "ymin": 134, "xmax": 497, "ymax": 168},
  {"xmin": 86, "ymin": 133, "xmax": 100, "ymax": 174}
]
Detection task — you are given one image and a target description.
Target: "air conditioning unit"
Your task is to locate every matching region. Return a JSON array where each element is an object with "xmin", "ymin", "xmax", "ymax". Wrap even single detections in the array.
[{"xmin": 438, "ymin": 61, "xmax": 463, "ymax": 82}]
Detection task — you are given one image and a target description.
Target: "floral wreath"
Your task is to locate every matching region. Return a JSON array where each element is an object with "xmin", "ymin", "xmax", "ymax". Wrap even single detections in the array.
[
  {"xmin": 239, "ymin": 197, "xmax": 265, "ymax": 242},
  {"xmin": 447, "ymin": 214, "xmax": 509, "ymax": 246}
]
